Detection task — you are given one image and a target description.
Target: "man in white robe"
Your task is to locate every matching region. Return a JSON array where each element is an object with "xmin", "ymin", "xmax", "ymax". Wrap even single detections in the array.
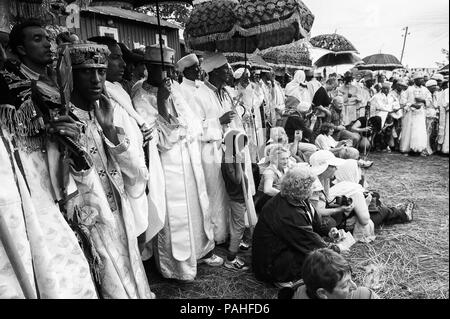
[
  {"xmin": 400, "ymin": 72, "xmax": 432, "ymax": 155},
  {"xmin": 193, "ymin": 53, "xmax": 257, "ymax": 245},
  {"xmin": 66, "ymin": 41, "xmax": 153, "ymax": 298},
  {"xmin": 133, "ymin": 46, "xmax": 219, "ymax": 281},
  {"xmin": 89, "ymin": 36, "xmax": 150, "ymax": 239}
]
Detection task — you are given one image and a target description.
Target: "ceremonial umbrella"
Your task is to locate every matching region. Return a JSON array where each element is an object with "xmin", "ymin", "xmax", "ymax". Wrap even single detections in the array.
[
  {"xmin": 310, "ymin": 33, "xmax": 362, "ymax": 68},
  {"xmin": 357, "ymin": 53, "xmax": 404, "ymax": 71},
  {"xmin": 259, "ymin": 39, "xmax": 313, "ymax": 71},
  {"xmin": 184, "ymin": 0, "xmax": 314, "ymax": 53},
  {"xmin": 184, "ymin": 0, "xmax": 240, "ymax": 53},
  {"xmin": 310, "ymin": 33, "xmax": 358, "ymax": 53}
]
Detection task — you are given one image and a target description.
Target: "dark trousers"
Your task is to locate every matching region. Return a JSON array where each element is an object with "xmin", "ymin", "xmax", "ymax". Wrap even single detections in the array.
[{"xmin": 369, "ymin": 205, "xmax": 408, "ymax": 228}]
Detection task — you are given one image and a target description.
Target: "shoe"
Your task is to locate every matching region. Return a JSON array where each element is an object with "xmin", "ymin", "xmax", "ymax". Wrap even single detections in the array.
[
  {"xmin": 224, "ymin": 257, "xmax": 249, "ymax": 271},
  {"xmin": 274, "ymin": 279, "xmax": 304, "ymax": 289},
  {"xmin": 358, "ymin": 160, "xmax": 373, "ymax": 169},
  {"xmin": 386, "ymin": 146, "xmax": 392, "ymax": 153},
  {"xmin": 239, "ymin": 241, "xmax": 250, "ymax": 251},
  {"xmin": 404, "ymin": 201, "xmax": 415, "ymax": 222},
  {"xmin": 198, "ymin": 254, "xmax": 224, "ymax": 267}
]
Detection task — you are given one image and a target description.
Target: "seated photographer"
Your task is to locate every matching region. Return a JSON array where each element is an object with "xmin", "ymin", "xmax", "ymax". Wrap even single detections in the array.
[
  {"xmin": 330, "ymin": 157, "xmax": 415, "ymax": 240},
  {"xmin": 308, "ymin": 150, "xmax": 357, "ymax": 237},
  {"xmin": 309, "ymin": 151, "xmax": 415, "ymax": 242},
  {"xmin": 252, "ymin": 167, "xmax": 340, "ymax": 288},
  {"xmin": 279, "ymin": 248, "xmax": 380, "ymax": 299}
]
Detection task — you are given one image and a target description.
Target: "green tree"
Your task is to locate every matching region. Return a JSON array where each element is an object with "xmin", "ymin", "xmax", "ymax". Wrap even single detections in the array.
[{"xmin": 136, "ymin": 3, "xmax": 192, "ymax": 28}]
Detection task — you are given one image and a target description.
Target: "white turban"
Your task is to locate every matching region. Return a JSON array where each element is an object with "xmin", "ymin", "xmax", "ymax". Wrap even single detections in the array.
[
  {"xmin": 425, "ymin": 79, "xmax": 438, "ymax": 87},
  {"xmin": 176, "ymin": 53, "xmax": 199, "ymax": 72},
  {"xmin": 431, "ymin": 73, "xmax": 444, "ymax": 82},
  {"xmin": 233, "ymin": 67, "xmax": 250, "ymax": 79},
  {"xmin": 201, "ymin": 52, "xmax": 228, "ymax": 74},
  {"xmin": 412, "ymin": 71, "xmax": 424, "ymax": 80}
]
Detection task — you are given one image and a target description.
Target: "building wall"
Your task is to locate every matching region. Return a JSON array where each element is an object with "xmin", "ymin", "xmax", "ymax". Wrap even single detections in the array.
[{"xmin": 79, "ymin": 12, "xmax": 181, "ymax": 61}]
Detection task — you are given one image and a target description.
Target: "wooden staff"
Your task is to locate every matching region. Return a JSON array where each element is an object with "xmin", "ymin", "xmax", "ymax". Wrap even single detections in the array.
[{"xmin": 0, "ymin": 214, "xmax": 37, "ymax": 299}]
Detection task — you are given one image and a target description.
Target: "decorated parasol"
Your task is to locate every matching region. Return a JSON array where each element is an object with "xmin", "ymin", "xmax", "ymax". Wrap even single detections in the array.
[
  {"xmin": 184, "ymin": 0, "xmax": 240, "ymax": 52},
  {"xmin": 310, "ymin": 33, "xmax": 362, "ymax": 68},
  {"xmin": 310, "ymin": 33, "xmax": 358, "ymax": 54},
  {"xmin": 224, "ymin": 52, "xmax": 272, "ymax": 71},
  {"xmin": 357, "ymin": 53, "xmax": 403, "ymax": 71},
  {"xmin": 259, "ymin": 39, "xmax": 312, "ymax": 71},
  {"xmin": 184, "ymin": 0, "xmax": 314, "ymax": 53},
  {"xmin": 230, "ymin": 0, "xmax": 314, "ymax": 53}
]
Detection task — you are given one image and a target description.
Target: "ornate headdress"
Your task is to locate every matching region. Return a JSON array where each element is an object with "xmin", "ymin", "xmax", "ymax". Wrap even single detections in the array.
[{"xmin": 62, "ymin": 41, "xmax": 110, "ymax": 69}]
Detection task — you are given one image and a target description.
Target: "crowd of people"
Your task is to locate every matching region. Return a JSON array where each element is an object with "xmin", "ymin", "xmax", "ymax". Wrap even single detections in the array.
[{"xmin": 0, "ymin": 19, "xmax": 448, "ymax": 299}]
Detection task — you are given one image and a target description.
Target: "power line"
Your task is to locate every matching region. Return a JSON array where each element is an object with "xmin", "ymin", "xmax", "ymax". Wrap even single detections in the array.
[{"xmin": 400, "ymin": 26, "xmax": 410, "ymax": 64}]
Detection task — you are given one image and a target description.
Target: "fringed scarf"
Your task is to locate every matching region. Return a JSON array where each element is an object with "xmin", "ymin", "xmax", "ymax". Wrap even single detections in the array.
[{"xmin": 0, "ymin": 62, "xmax": 46, "ymax": 152}]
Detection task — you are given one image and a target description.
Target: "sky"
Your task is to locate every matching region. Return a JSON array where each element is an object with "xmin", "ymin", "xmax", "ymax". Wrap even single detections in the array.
[{"xmin": 303, "ymin": 0, "xmax": 449, "ymax": 69}]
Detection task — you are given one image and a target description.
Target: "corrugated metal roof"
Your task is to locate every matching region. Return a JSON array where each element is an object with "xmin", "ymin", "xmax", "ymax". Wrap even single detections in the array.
[{"xmin": 82, "ymin": 6, "xmax": 180, "ymax": 30}]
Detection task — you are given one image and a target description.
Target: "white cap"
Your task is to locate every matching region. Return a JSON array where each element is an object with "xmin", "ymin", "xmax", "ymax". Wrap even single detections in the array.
[
  {"xmin": 201, "ymin": 52, "xmax": 228, "ymax": 74},
  {"xmin": 431, "ymin": 73, "xmax": 444, "ymax": 82},
  {"xmin": 425, "ymin": 79, "xmax": 438, "ymax": 87},
  {"xmin": 309, "ymin": 150, "xmax": 346, "ymax": 175},
  {"xmin": 412, "ymin": 71, "xmax": 424, "ymax": 80},
  {"xmin": 176, "ymin": 53, "xmax": 199, "ymax": 73},
  {"xmin": 233, "ymin": 67, "xmax": 250, "ymax": 79}
]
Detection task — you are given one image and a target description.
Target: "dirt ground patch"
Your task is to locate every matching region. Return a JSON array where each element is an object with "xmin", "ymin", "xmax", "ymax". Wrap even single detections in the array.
[{"xmin": 146, "ymin": 152, "xmax": 449, "ymax": 299}]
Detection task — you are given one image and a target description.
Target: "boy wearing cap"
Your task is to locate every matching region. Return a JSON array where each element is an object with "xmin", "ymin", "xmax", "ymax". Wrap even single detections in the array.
[{"xmin": 221, "ymin": 130, "xmax": 251, "ymax": 270}]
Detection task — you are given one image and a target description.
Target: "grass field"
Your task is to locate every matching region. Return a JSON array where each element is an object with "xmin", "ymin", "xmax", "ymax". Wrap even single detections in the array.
[{"xmin": 146, "ymin": 152, "xmax": 449, "ymax": 299}]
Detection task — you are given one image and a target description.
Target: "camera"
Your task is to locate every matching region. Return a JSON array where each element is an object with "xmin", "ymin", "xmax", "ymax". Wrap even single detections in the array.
[{"xmin": 334, "ymin": 195, "xmax": 353, "ymax": 206}]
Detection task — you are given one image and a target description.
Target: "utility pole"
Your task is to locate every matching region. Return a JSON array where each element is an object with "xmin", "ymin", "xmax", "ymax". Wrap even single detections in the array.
[{"xmin": 400, "ymin": 27, "xmax": 410, "ymax": 64}]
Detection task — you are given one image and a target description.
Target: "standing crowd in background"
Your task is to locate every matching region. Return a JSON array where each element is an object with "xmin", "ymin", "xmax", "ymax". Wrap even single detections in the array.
[{"xmin": 0, "ymin": 19, "xmax": 448, "ymax": 299}]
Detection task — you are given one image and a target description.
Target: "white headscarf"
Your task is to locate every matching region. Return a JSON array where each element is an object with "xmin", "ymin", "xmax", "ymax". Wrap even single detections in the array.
[{"xmin": 285, "ymin": 70, "xmax": 311, "ymax": 112}]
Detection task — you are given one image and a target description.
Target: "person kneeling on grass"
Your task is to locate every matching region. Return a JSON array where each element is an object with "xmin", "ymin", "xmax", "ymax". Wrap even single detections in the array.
[
  {"xmin": 279, "ymin": 248, "xmax": 380, "ymax": 299},
  {"xmin": 221, "ymin": 130, "xmax": 253, "ymax": 271}
]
